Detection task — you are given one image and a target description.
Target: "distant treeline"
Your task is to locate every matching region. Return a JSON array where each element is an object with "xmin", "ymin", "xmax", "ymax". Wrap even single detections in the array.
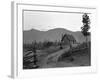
[
  {"xmin": 23, "ymin": 33, "xmax": 91, "ymax": 51},
  {"xmin": 23, "ymin": 40, "xmax": 60, "ymax": 50},
  {"xmin": 23, "ymin": 33, "xmax": 78, "ymax": 50}
]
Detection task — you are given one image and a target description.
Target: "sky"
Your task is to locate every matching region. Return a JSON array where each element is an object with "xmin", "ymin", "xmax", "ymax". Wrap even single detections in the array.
[{"xmin": 23, "ymin": 11, "xmax": 91, "ymax": 31}]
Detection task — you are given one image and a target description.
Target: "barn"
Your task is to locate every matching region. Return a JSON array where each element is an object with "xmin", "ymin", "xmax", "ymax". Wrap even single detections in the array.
[{"xmin": 61, "ymin": 34, "xmax": 77, "ymax": 48}]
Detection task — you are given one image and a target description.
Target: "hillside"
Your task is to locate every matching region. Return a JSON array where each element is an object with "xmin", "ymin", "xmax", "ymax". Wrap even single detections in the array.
[{"xmin": 23, "ymin": 28, "xmax": 90, "ymax": 43}]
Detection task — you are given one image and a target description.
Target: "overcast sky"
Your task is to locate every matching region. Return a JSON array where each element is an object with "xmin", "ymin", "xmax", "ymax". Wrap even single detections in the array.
[{"xmin": 23, "ymin": 11, "xmax": 91, "ymax": 31}]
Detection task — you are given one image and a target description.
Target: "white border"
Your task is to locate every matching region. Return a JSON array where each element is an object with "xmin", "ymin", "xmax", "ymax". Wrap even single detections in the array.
[{"xmin": 11, "ymin": 1, "xmax": 97, "ymax": 78}]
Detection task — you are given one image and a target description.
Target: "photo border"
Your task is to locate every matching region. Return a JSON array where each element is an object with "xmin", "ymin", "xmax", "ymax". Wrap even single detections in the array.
[{"xmin": 11, "ymin": 1, "xmax": 97, "ymax": 78}]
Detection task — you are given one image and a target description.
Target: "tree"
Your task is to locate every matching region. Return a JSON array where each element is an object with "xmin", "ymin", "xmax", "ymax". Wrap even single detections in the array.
[{"xmin": 81, "ymin": 13, "xmax": 90, "ymax": 47}]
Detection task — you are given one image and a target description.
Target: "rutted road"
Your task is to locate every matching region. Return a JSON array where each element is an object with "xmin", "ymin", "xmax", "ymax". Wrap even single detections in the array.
[{"xmin": 39, "ymin": 46, "xmax": 70, "ymax": 68}]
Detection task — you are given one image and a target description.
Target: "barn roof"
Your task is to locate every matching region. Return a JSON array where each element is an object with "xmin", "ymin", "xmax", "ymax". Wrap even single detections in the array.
[{"xmin": 61, "ymin": 34, "xmax": 76, "ymax": 42}]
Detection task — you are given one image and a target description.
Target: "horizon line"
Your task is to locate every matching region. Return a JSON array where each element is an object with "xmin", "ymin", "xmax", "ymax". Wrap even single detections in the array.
[{"xmin": 23, "ymin": 27, "xmax": 81, "ymax": 32}]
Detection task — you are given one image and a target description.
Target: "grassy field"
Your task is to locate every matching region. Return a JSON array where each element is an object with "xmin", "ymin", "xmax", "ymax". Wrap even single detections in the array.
[{"xmin": 23, "ymin": 42, "xmax": 91, "ymax": 69}]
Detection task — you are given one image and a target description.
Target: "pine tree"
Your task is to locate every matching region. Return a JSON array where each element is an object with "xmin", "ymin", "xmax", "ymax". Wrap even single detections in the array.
[{"xmin": 81, "ymin": 13, "xmax": 90, "ymax": 47}]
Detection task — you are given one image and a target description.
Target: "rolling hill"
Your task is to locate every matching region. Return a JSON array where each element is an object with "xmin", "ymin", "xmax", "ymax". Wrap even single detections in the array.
[{"xmin": 23, "ymin": 28, "xmax": 90, "ymax": 44}]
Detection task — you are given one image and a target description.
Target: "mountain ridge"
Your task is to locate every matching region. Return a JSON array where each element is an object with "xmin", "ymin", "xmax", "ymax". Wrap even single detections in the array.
[{"xmin": 23, "ymin": 28, "xmax": 90, "ymax": 44}]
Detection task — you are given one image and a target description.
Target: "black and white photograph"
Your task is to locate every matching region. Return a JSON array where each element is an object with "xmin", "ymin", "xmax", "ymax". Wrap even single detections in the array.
[{"xmin": 23, "ymin": 10, "xmax": 91, "ymax": 69}]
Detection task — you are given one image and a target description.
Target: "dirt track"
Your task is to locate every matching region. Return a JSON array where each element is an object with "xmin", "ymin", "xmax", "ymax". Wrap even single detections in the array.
[{"xmin": 38, "ymin": 46, "xmax": 70, "ymax": 68}]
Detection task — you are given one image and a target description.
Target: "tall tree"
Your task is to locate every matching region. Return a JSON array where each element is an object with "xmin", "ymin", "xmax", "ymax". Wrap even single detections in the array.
[{"xmin": 81, "ymin": 13, "xmax": 90, "ymax": 47}]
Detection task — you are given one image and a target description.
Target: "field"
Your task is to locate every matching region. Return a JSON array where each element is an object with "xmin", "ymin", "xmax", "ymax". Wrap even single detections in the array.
[{"xmin": 23, "ymin": 41, "xmax": 91, "ymax": 69}]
